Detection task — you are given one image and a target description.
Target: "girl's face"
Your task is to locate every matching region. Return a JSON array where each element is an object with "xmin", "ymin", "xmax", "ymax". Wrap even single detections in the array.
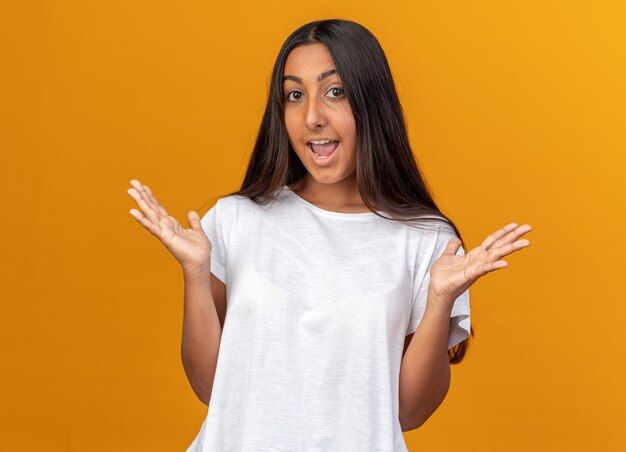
[{"xmin": 282, "ymin": 43, "xmax": 357, "ymax": 186}]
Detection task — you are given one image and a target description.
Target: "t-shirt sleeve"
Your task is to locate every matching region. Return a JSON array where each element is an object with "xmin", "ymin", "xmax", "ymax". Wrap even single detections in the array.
[
  {"xmin": 406, "ymin": 229, "xmax": 471, "ymax": 350},
  {"xmin": 200, "ymin": 198, "xmax": 228, "ymax": 286}
]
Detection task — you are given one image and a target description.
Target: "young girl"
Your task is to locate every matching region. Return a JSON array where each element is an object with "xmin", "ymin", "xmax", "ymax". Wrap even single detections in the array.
[{"xmin": 127, "ymin": 19, "xmax": 531, "ymax": 452}]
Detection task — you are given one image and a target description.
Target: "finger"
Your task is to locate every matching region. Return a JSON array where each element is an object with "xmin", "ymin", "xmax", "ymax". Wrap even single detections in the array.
[
  {"xmin": 143, "ymin": 184, "xmax": 170, "ymax": 217},
  {"xmin": 442, "ymin": 236, "xmax": 462, "ymax": 256},
  {"xmin": 188, "ymin": 211, "xmax": 202, "ymax": 231},
  {"xmin": 129, "ymin": 208, "xmax": 162, "ymax": 237},
  {"xmin": 490, "ymin": 224, "xmax": 533, "ymax": 251},
  {"xmin": 129, "ymin": 179, "xmax": 151, "ymax": 204},
  {"xmin": 489, "ymin": 238, "xmax": 531, "ymax": 262},
  {"xmin": 481, "ymin": 223, "xmax": 518, "ymax": 250},
  {"xmin": 130, "ymin": 179, "xmax": 142, "ymax": 189},
  {"xmin": 127, "ymin": 187, "xmax": 160, "ymax": 224},
  {"xmin": 476, "ymin": 259, "xmax": 509, "ymax": 278},
  {"xmin": 489, "ymin": 260, "xmax": 509, "ymax": 271},
  {"xmin": 129, "ymin": 180, "xmax": 162, "ymax": 219}
]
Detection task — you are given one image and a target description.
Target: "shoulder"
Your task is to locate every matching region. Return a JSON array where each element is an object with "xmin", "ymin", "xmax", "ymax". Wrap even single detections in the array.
[
  {"xmin": 211, "ymin": 193, "xmax": 253, "ymax": 217},
  {"xmin": 214, "ymin": 193, "xmax": 247, "ymax": 209},
  {"xmin": 403, "ymin": 216, "xmax": 457, "ymax": 242},
  {"xmin": 405, "ymin": 220, "xmax": 460, "ymax": 268},
  {"xmin": 209, "ymin": 193, "xmax": 280, "ymax": 228}
]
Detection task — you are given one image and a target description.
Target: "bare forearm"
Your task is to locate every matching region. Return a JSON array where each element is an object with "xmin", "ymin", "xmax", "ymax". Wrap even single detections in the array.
[
  {"xmin": 399, "ymin": 290, "xmax": 452, "ymax": 430},
  {"xmin": 181, "ymin": 268, "xmax": 222, "ymax": 405}
]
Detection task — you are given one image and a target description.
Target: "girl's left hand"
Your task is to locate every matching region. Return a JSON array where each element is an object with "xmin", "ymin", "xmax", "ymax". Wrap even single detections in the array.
[{"xmin": 428, "ymin": 223, "xmax": 533, "ymax": 305}]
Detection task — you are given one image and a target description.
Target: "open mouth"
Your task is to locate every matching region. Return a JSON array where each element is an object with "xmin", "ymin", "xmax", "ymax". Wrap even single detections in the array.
[{"xmin": 307, "ymin": 140, "xmax": 339, "ymax": 160}]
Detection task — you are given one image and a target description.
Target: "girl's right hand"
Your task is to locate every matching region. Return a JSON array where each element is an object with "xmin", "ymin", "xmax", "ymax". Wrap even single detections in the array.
[{"xmin": 127, "ymin": 179, "xmax": 212, "ymax": 274}]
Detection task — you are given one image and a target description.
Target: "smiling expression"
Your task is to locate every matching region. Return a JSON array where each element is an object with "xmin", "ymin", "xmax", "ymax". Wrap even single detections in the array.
[{"xmin": 282, "ymin": 43, "xmax": 357, "ymax": 185}]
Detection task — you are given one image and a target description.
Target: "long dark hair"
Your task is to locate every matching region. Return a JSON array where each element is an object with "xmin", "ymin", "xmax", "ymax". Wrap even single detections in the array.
[{"xmin": 202, "ymin": 19, "xmax": 473, "ymax": 364}]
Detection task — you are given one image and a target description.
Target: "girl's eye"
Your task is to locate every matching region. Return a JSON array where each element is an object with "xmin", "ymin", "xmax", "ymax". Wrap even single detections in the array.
[
  {"xmin": 327, "ymin": 86, "xmax": 345, "ymax": 98},
  {"xmin": 285, "ymin": 90, "xmax": 303, "ymax": 102}
]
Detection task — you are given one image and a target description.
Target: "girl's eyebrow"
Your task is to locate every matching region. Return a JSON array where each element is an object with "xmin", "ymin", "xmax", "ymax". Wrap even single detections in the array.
[{"xmin": 282, "ymin": 69, "xmax": 337, "ymax": 84}]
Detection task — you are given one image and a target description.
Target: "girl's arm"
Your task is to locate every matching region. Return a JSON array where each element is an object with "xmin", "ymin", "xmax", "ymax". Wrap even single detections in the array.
[
  {"xmin": 126, "ymin": 179, "xmax": 226, "ymax": 406},
  {"xmin": 181, "ymin": 268, "xmax": 223, "ymax": 406},
  {"xmin": 398, "ymin": 290, "xmax": 452, "ymax": 431},
  {"xmin": 399, "ymin": 223, "xmax": 532, "ymax": 430}
]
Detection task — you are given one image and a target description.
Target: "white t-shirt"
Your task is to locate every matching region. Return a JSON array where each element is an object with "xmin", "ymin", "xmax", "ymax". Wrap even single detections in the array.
[{"xmin": 187, "ymin": 185, "xmax": 471, "ymax": 451}]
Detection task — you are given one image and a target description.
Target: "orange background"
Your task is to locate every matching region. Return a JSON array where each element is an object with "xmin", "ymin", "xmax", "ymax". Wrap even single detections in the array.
[{"xmin": 1, "ymin": 1, "xmax": 625, "ymax": 450}]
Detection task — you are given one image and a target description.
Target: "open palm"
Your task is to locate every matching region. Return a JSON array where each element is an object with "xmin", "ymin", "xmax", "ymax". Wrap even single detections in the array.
[
  {"xmin": 429, "ymin": 223, "xmax": 533, "ymax": 304},
  {"xmin": 127, "ymin": 179, "xmax": 212, "ymax": 272}
]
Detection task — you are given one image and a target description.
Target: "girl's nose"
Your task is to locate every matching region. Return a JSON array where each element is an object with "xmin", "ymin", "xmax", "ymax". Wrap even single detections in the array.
[{"xmin": 304, "ymin": 96, "xmax": 327, "ymax": 130}]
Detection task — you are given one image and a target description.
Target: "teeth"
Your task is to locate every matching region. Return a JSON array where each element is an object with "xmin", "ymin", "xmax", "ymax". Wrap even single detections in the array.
[{"xmin": 309, "ymin": 140, "xmax": 333, "ymax": 145}]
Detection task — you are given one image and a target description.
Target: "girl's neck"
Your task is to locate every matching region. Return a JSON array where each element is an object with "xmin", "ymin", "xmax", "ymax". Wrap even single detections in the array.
[{"xmin": 288, "ymin": 174, "xmax": 371, "ymax": 213}]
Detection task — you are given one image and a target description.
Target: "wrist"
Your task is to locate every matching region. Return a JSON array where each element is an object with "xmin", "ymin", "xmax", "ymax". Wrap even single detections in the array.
[
  {"xmin": 182, "ymin": 264, "xmax": 212, "ymax": 283},
  {"xmin": 425, "ymin": 289, "xmax": 454, "ymax": 315}
]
